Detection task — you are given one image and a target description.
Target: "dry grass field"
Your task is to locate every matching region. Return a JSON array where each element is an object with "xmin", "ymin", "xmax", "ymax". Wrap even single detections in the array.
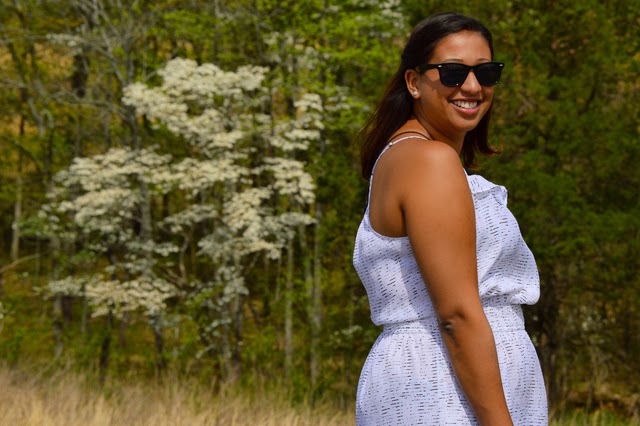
[
  {"xmin": 0, "ymin": 367, "xmax": 352, "ymax": 426},
  {"xmin": 0, "ymin": 366, "xmax": 636, "ymax": 426}
]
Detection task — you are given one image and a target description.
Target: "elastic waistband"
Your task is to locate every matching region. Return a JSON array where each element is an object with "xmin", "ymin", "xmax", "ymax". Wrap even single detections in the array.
[
  {"xmin": 484, "ymin": 303, "xmax": 525, "ymax": 331},
  {"xmin": 382, "ymin": 304, "xmax": 525, "ymax": 334}
]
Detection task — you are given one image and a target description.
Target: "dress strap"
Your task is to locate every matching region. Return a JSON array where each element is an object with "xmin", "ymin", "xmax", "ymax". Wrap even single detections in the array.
[
  {"xmin": 388, "ymin": 130, "xmax": 432, "ymax": 142},
  {"xmin": 367, "ymin": 133, "xmax": 431, "ymax": 205}
]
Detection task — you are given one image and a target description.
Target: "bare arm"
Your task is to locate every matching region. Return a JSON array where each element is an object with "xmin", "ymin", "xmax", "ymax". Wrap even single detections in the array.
[{"xmin": 395, "ymin": 141, "xmax": 513, "ymax": 425}]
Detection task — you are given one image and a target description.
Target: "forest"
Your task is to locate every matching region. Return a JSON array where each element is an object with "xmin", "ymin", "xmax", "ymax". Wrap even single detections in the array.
[{"xmin": 0, "ymin": 0, "xmax": 638, "ymax": 424}]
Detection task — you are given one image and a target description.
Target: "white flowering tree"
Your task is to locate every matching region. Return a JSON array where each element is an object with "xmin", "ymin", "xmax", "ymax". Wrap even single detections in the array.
[
  {"xmin": 122, "ymin": 58, "xmax": 318, "ymax": 377},
  {"xmin": 40, "ymin": 57, "xmax": 319, "ymax": 379},
  {"xmin": 32, "ymin": 146, "xmax": 179, "ymax": 380},
  {"xmin": 43, "ymin": 147, "xmax": 177, "ymax": 319}
]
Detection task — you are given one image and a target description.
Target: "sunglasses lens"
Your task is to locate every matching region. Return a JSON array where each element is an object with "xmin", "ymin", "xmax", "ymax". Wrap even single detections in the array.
[
  {"xmin": 476, "ymin": 63, "xmax": 503, "ymax": 86},
  {"xmin": 439, "ymin": 64, "xmax": 469, "ymax": 87},
  {"xmin": 428, "ymin": 62, "xmax": 504, "ymax": 87}
]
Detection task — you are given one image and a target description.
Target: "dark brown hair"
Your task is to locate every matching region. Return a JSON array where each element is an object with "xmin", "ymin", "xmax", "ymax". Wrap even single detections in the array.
[{"xmin": 358, "ymin": 12, "xmax": 499, "ymax": 179}]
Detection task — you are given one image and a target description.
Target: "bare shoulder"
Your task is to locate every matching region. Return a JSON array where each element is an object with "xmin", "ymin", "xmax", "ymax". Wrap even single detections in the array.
[
  {"xmin": 370, "ymin": 137, "xmax": 473, "ymax": 239},
  {"xmin": 380, "ymin": 138, "xmax": 468, "ymax": 191}
]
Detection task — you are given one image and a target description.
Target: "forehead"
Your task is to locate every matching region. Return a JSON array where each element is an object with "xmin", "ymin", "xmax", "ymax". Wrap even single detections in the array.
[{"xmin": 430, "ymin": 31, "xmax": 492, "ymax": 62}]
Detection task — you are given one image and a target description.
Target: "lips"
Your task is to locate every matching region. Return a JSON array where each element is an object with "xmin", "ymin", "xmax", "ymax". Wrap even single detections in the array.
[
  {"xmin": 451, "ymin": 100, "xmax": 478, "ymax": 109},
  {"xmin": 449, "ymin": 99, "xmax": 482, "ymax": 116}
]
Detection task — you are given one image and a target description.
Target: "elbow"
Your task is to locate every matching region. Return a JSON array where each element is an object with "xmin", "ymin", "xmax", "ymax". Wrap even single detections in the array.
[
  {"xmin": 438, "ymin": 312, "xmax": 467, "ymax": 338},
  {"xmin": 436, "ymin": 306, "xmax": 488, "ymax": 339}
]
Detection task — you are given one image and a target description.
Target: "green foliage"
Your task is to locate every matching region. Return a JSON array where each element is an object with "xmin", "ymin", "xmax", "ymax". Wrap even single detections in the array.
[{"xmin": 0, "ymin": 0, "xmax": 638, "ymax": 419}]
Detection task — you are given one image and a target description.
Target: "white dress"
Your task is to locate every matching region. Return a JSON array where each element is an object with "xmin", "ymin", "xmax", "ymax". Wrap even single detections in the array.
[{"xmin": 353, "ymin": 137, "xmax": 548, "ymax": 425}]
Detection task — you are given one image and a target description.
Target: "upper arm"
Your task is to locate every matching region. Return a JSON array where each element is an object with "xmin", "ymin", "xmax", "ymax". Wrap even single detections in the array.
[{"xmin": 395, "ymin": 143, "xmax": 481, "ymax": 320}]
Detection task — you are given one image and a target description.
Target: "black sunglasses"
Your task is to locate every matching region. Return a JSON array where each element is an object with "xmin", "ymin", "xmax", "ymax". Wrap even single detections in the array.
[{"xmin": 415, "ymin": 62, "xmax": 505, "ymax": 87}]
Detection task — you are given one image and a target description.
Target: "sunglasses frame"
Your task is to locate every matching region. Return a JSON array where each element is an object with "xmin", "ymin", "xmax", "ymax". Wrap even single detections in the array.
[{"xmin": 414, "ymin": 62, "xmax": 505, "ymax": 87}]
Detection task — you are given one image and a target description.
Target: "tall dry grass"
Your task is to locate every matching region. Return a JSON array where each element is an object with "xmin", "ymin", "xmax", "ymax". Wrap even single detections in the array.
[
  {"xmin": 0, "ymin": 367, "xmax": 353, "ymax": 426},
  {"xmin": 1, "ymin": 366, "xmax": 636, "ymax": 426}
]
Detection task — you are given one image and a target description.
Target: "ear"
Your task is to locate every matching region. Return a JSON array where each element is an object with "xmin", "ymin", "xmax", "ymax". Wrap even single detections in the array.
[{"xmin": 405, "ymin": 69, "xmax": 420, "ymax": 99}]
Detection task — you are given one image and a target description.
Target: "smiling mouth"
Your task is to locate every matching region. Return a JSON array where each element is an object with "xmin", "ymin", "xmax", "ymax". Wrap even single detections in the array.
[{"xmin": 451, "ymin": 100, "xmax": 479, "ymax": 109}]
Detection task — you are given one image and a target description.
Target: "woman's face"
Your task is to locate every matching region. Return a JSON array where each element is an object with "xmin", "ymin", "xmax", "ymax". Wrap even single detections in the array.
[{"xmin": 411, "ymin": 30, "xmax": 495, "ymax": 143}]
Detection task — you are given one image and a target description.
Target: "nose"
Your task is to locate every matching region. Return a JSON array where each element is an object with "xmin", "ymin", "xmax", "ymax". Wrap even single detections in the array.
[{"xmin": 460, "ymin": 70, "xmax": 482, "ymax": 93}]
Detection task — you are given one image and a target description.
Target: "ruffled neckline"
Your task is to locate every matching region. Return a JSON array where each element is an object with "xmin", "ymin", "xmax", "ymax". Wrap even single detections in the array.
[{"xmin": 466, "ymin": 174, "xmax": 508, "ymax": 205}]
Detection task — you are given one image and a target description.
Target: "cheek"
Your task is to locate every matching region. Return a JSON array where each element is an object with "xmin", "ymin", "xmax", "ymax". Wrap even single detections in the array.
[
  {"xmin": 424, "ymin": 86, "xmax": 456, "ymax": 105},
  {"xmin": 421, "ymin": 92, "xmax": 449, "ymax": 117},
  {"xmin": 483, "ymin": 87, "xmax": 495, "ymax": 104}
]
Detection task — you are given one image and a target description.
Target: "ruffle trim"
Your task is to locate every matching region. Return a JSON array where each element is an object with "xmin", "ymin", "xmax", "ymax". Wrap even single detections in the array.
[{"xmin": 467, "ymin": 174, "xmax": 508, "ymax": 205}]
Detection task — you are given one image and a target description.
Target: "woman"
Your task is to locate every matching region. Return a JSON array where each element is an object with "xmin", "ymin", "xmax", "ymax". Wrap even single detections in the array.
[{"xmin": 353, "ymin": 12, "xmax": 548, "ymax": 425}]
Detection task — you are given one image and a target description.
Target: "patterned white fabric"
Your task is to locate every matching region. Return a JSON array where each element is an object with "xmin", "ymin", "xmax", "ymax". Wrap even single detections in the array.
[{"xmin": 353, "ymin": 138, "xmax": 548, "ymax": 425}]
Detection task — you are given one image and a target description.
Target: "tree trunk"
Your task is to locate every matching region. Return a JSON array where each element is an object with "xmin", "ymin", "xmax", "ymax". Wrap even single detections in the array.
[
  {"xmin": 81, "ymin": 285, "xmax": 89, "ymax": 336},
  {"xmin": 221, "ymin": 317, "xmax": 232, "ymax": 382},
  {"xmin": 99, "ymin": 310, "xmax": 113, "ymax": 387},
  {"xmin": 51, "ymin": 235, "xmax": 63, "ymax": 358},
  {"xmin": 178, "ymin": 232, "xmax": 191, "ymax": 284},
  {"xmin": 11, "ymin": 172, "xmax": 22, "ymax": 262},
  {"xmin": 231, "ymin": 292, "xmax": 244, "ymax": 382},
  {"xmin": 284, "ymin": 237, "xmax": 294, "ymax": 381},
  {"xmin": 310, "ymin": 206, "xmax": 323, "ymax": 395},
  {"xmin": 118, "ymin": 311, "xmax": 129, "ymax": 349},
  {"xmin": 299, "ymin": 221, "xmax": 320, "ymax": 395},
  {"xmin": 151, "ymin": 314, "xmax": 167, "ymax": 378},
  {"xmin": 538, "ymin": 274, "xmax": 562, "ymax": 417},
  {"xmin": 11, "ymin": 127, "xmax": 24, "ymax": 262},
  {"xmin": 52, "ymin": 295, "xmax": 64, "ymax": 359}
]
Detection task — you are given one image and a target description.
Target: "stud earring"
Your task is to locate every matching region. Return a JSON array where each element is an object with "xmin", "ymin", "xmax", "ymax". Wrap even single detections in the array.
[{"xmin": 413, "ymin": 91, "xmax": 418, "ymax": 97}]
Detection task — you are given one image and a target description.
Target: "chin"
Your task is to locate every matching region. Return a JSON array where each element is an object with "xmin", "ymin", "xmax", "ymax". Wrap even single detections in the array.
[{"xmin": 454, "ymin": 119, "xmax": 483, "ymax": 133}]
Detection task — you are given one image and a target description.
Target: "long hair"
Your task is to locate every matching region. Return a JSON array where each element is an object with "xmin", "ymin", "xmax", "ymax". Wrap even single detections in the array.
[{"xmin": 358, "ymin": 12, "xmax": 499, "ymax": 179}]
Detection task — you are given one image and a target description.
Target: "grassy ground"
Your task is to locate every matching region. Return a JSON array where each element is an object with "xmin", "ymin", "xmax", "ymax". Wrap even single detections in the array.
[
  {"xmin": 0, "ymin": 367, "xmax": 351, "ymax": 426},
  {"xmin": 550, "ymin": 409, "xmax": 639, "ymax": 426},
  {"xmin": 0, "ymin": 366, "xmax": 636, "ymax": 426}
]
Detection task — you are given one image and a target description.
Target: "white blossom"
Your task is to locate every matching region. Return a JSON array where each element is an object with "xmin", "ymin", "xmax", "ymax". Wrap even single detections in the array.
[
  {"xmin": 262, "ymin": 157, "xmax": 316, "ymax": 205},
  {"xmin": 45, "ymin": 33, "xmax": 84, "ymax": 54},
  {"xmin": 172, "ymin": 158, "xmax": 247, "ymax": 195},
  {"xmin": 40, "ymin": 56, "xmax": 318, "ymax": 339},
  {"xmin": 85, "ymin": 275, "xmax": 175, "ymax": 318},
  {"xmin": 161, "ymin": 204, "xmax": 218, "ymax": 233},
  {"xmin": 47, "ymin": 276, "xmax": 86, "ymax": 297}
]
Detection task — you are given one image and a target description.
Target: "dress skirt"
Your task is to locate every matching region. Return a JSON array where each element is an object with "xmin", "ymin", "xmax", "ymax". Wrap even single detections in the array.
[{"xmin": 355, "ymin": 304, "xmax": 548, "ymax": 426}]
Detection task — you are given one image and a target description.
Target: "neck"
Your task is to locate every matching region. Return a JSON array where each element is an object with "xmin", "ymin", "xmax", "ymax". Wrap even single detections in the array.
[{"xmin": 408, "ymin": 117, "xmax": 465, "ymax": 155}]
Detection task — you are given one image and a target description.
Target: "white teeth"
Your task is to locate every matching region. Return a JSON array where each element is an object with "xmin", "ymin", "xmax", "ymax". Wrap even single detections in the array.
[{"xmin": 452, "ymin": 100, "xmax": 478, "ymax": 109}]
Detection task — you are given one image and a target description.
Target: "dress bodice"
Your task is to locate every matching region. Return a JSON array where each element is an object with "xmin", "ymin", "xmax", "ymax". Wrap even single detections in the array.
[{"xmin": 353, "ymin": 142, "xmax": 540, "ymax": 326}]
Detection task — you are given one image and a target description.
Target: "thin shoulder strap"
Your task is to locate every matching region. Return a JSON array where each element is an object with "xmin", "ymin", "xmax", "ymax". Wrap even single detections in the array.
[
  {"xmin": 367, "ymin": 132, "xmax": 431, "ymax": 204},
  {"xmin": 388, "ymin": 130, "xmax": 431, "ymax": 143}
]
